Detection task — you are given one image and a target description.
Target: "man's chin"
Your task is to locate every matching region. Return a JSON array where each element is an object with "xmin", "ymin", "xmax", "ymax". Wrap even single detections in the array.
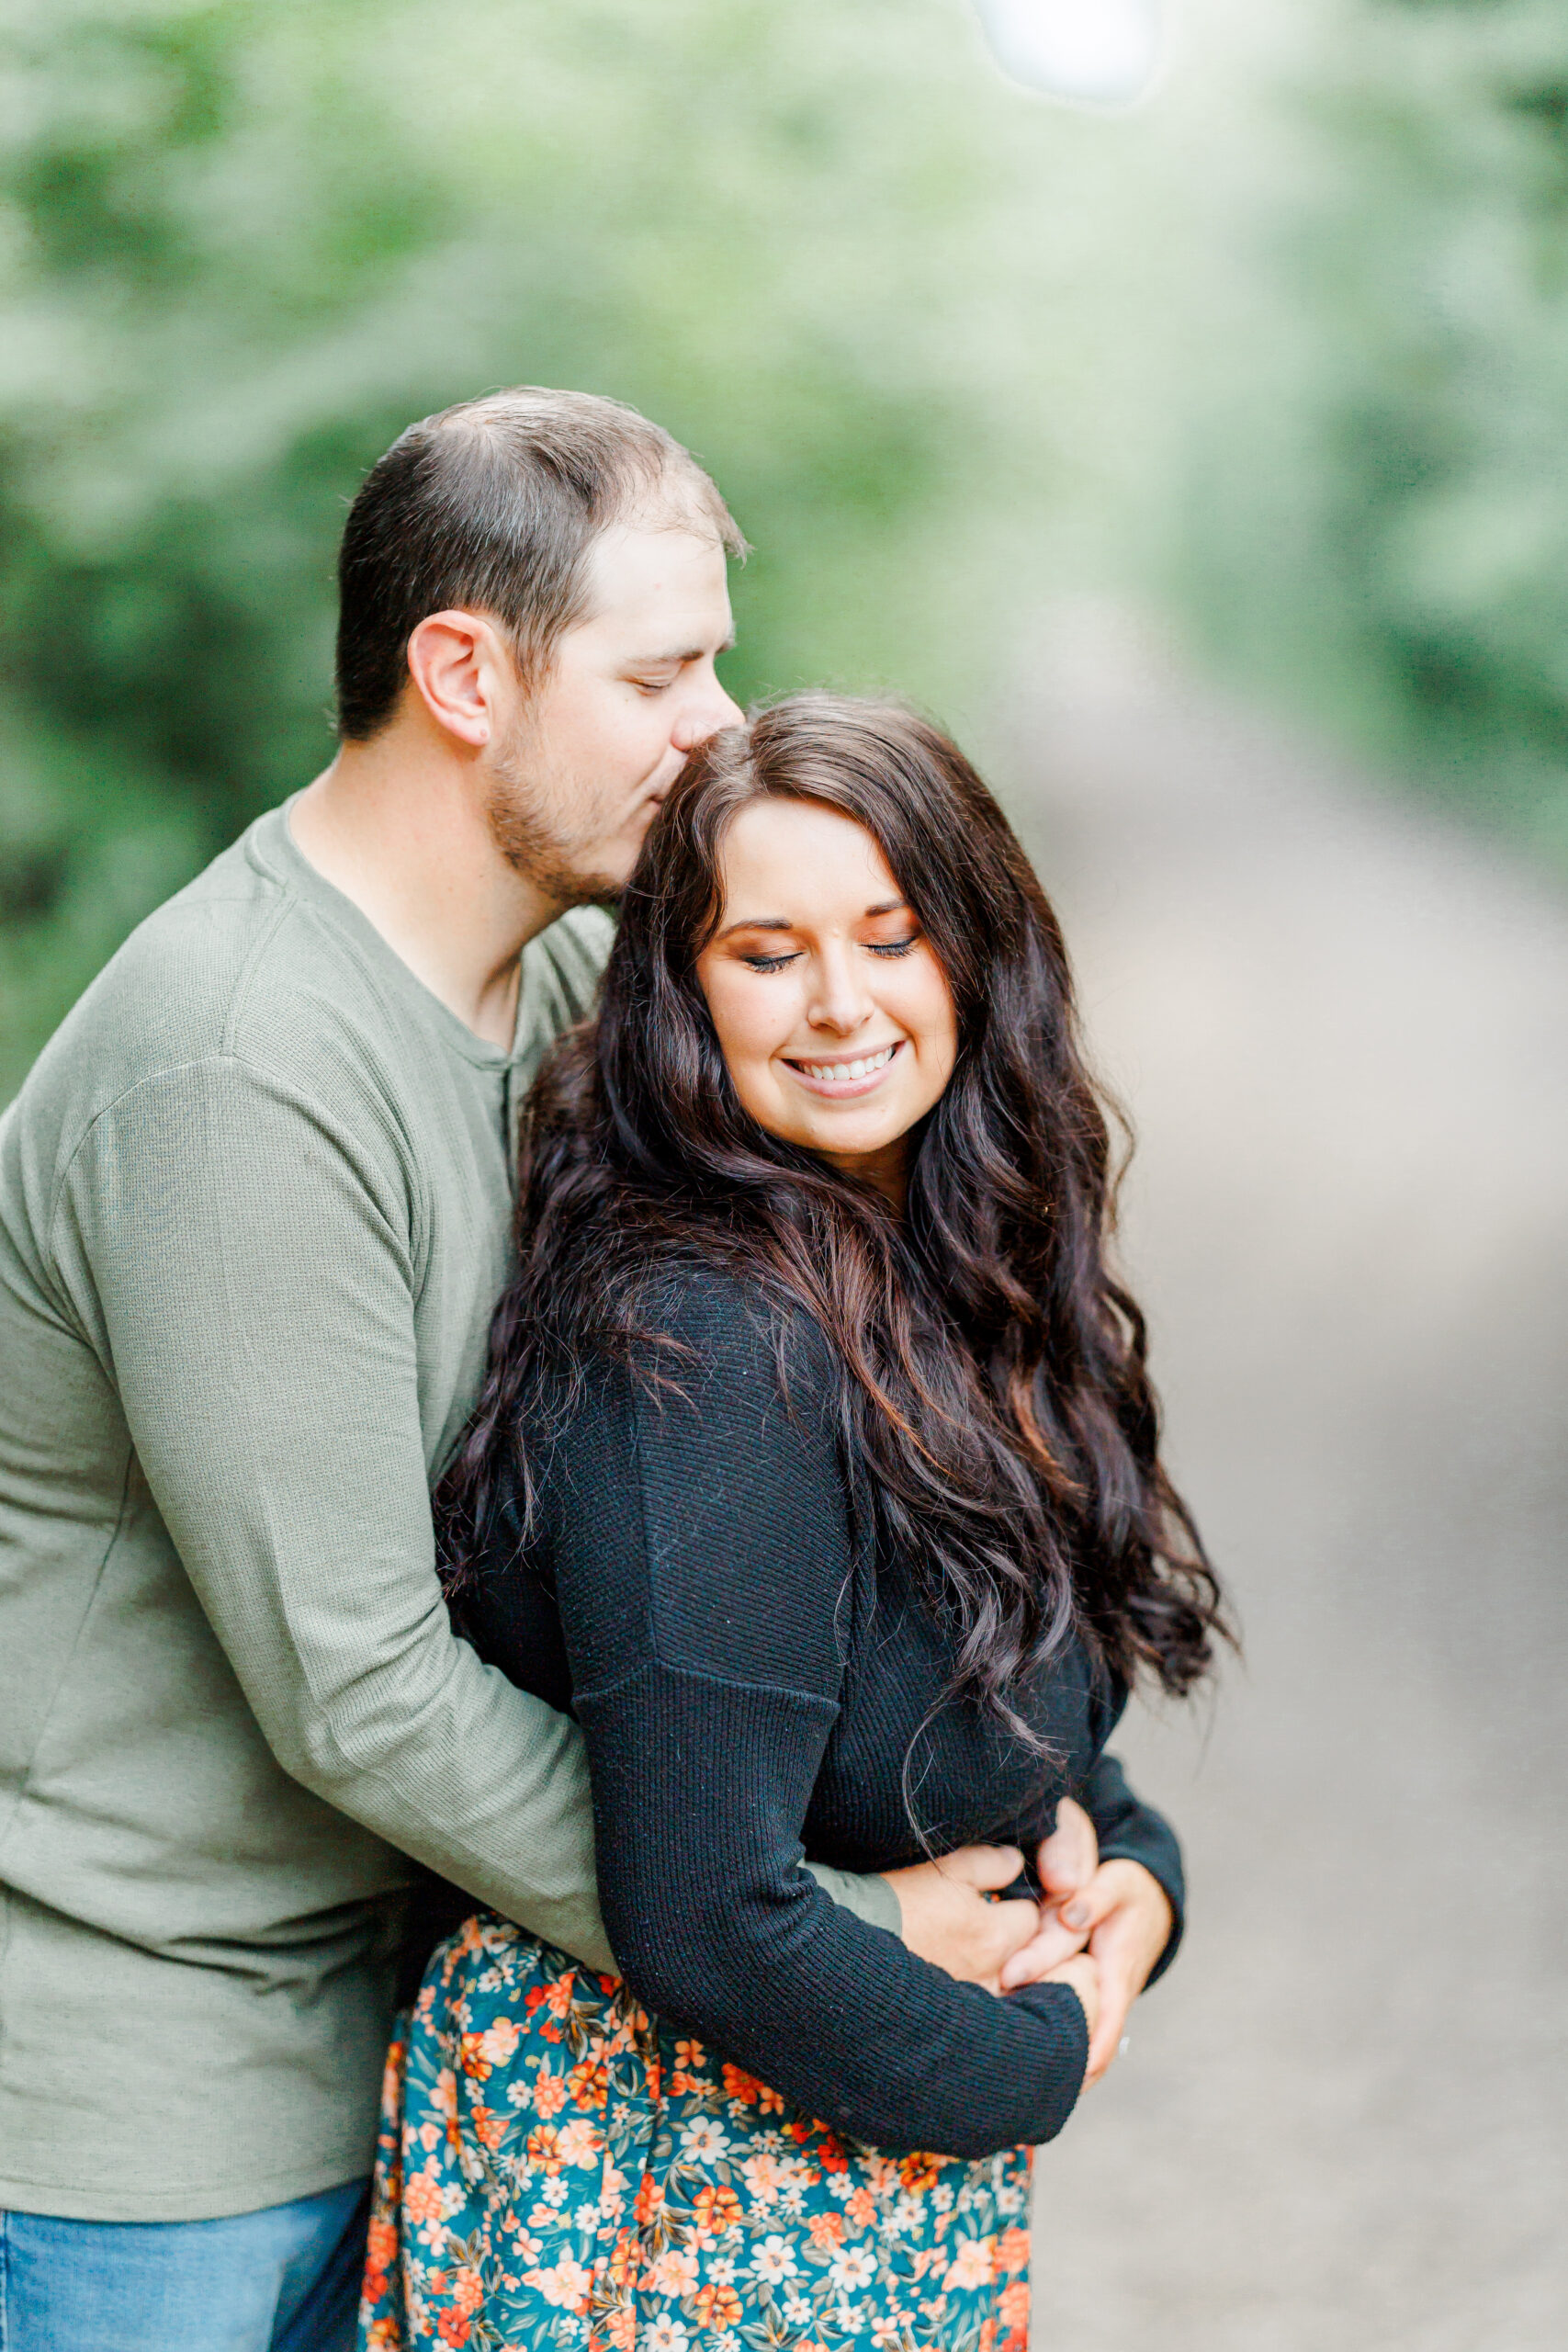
[{"xmin": 557, "ymin": 873, "xmax": 624, "ymax": 914}]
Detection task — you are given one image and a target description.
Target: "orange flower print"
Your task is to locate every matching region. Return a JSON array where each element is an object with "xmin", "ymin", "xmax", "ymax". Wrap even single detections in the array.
[
  {"xmin": 555, "ymin": 2117, "xmax": 603, "ymax": 2167},
  {"xmin": 359, "ymin": 1921, "xmax": 1031, "ymax": 2352},
  {"xmin": 633, "ymin": 2174, "xmax": 663, "ymax": 2227},
  {"xmin": 532, "ymin": 2068, "xmax": 569, "ymax": 2119},
  {"xmin": 522, "ymin": 2254, "xmax": 592, "ymax": 2310},
  {"xmin": 739, "ymin": 2152, "xmax": 783, "ymax": 2202},
  {"xmin": 997, "ymin": 2225, "xmax": 1031, "ymax": 2275},
  {"xmin": 646, "ymin": 2245, "xmax": 700, "ymax": 2299},
  {"xmin": 691, "ymin": 2183, "xmax": 743, "ymax": 2240},
  {"xmin": 450, "ymin": 2267, "xmax": 485, "ymax": 2315},
  {"xmin": 567, "ymin": 2056, "xmax": 610, "ymax": 2109},
  {"xmin": 459, "ymin": 2033, "xmax": 495, "ymax": 2082},
  {"xmin": 944, "ymin": 2235, "xmax": 996, "ymax": 2291},
  {"xmin": 403, "ymin": 2165, "xmax": 447, "ymax": 2227},
  {"xmin": 694, "ymin": 2281, "xmax": 743, "ymax": 2331}
]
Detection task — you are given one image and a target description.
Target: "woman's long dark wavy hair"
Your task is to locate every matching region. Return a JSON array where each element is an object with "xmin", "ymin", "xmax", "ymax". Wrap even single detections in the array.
[{"xmin": 441, "ymin": 693, "xmax": 1228, "ymax": 1736}]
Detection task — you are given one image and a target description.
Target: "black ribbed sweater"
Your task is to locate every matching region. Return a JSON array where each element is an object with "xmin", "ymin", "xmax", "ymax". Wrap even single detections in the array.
[{"xmin": 457, "ymin": 1268, "xmax": 1184, "ymax": 2159}]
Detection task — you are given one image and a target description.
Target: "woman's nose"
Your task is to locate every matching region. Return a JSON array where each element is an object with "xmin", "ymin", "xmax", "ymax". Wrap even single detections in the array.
[{"xmin": 807, "ymin": 953, "xmax": 873, "ymax": 1036}]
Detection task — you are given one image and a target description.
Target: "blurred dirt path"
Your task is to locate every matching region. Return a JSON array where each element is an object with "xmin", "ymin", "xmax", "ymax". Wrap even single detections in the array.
[{"xmin": 1005, "ymin": 613, "xmax": 1568, "ymax": 2352}]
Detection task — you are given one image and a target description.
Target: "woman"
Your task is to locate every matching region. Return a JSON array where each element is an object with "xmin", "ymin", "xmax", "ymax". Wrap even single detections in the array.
[{"xmin": 361, "ymin": 695, "xmax": 1227, "ymax": 2351}]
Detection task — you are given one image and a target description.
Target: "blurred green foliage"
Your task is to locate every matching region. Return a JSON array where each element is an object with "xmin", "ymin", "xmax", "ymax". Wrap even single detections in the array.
[
  {"xmin": 2, "ymin": 0, "xmax": 1566, "ymax": 1097},
  {"xmin": 1179, "ymin": 0, "xmax": 1568, "ymax": 857}
]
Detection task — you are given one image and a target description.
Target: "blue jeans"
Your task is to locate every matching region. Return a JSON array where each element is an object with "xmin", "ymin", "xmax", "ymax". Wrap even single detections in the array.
[{"xmin": 0, "ymin": 2179, "xmax": 368, "ymax": 2352}]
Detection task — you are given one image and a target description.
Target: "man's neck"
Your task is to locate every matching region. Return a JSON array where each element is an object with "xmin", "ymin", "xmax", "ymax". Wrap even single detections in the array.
[{"xmin": 288, "ymin": 731, "xmax": 559, "ymax": 1046}]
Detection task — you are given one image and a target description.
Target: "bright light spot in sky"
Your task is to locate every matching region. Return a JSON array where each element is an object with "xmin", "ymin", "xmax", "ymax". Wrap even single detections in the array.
[{"xmin": 972, "ymin": 0, "xmax": 1168, "ymax": 108}]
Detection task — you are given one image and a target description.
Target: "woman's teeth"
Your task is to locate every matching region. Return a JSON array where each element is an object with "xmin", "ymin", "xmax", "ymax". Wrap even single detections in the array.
[{"xmin": 795, "ymin": 1044, "xmax": 897, "ymax": 1083}]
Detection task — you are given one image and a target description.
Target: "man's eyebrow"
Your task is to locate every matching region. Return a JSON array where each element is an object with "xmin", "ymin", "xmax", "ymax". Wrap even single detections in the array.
[{"xmin": 625, "ymin": 630, "xmax": 737, "ymax": 666}]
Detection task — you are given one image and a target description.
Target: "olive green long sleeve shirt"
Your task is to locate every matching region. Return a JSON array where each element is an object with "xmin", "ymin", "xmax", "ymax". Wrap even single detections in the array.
[{"xmin": 0, "ymin": 805, "xmax": 898, "ymax": 2223}]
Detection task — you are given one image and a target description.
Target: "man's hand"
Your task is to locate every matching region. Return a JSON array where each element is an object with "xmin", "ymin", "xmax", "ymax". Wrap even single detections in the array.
[
  {"xmin": 881, "ymin": 1845, "xmax": 1042, "ymax": 1994},
  {"xmin": 1063, "ymin": 1858, "xmax": 1174, "ymax": 2085}
]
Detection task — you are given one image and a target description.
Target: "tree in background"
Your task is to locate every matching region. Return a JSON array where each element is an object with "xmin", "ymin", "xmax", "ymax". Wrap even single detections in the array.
[
  {"xmin": 1175, "ymin": 1, "xmax": 1568, "ymax": 855},
  {"xmin": 0, "ymin": 0, "xmax": 1075, "ymax": 1093},
  {"xmin": 4, "ymin": 0, "xmax": 1566, "ymax": 1098}
]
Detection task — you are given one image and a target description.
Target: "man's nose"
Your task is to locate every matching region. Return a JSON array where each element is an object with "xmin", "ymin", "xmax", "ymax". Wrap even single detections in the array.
[{"xmin": 671, "ymin": 677, "xmax": 744, "ymax": 751}]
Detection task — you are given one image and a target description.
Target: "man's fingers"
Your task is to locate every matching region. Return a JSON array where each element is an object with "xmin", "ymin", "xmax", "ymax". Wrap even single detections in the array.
[
  {"xmin": 1034, "ymin": 1798, "xmax": 1098, "ymax": 1902},
  {"xmin": 941, "ymin": 1842, "xmax": 1027, "ymax": 1893}
]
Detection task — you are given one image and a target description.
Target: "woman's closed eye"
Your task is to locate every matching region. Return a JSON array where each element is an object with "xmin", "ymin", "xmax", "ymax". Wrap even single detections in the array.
[{"xmin": 741, "ymin": 936, "xmax": 919, "ymax": 974}]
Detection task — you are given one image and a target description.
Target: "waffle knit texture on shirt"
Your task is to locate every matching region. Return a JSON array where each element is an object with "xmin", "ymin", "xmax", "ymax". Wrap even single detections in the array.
[
  {"xmin": 0, "ymin": 808, "xmax": 896, "ymax": 2224},
  {"xmin": 459, "ymin": 1267, "xmax": 1187, "ymax": 2159}
]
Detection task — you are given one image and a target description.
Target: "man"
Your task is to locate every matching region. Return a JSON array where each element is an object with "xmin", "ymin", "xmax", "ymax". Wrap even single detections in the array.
[{"xmin": 0, "ymin": 390, "xmax": 1068, "ymax": 2349}]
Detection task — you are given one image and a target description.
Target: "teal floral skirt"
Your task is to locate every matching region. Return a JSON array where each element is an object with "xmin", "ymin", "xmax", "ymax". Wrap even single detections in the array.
[{"xmin": 359, "ymin": 1912, "xmax": 1032, "ymax": 2352}]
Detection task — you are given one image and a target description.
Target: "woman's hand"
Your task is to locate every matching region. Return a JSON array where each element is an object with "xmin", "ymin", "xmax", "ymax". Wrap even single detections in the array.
[
  {"xmin": 1038, "ymin": 1952, "xmax": 1100, "ymax": 2053},
  {"xmin": 882, "ymin": 1845, "xmax": 1042, "ymax": 1994},
  {"xmin": 1061, "ymin": 1859, "xmax": 1174, "ymax": 2085},
  {"xmin": 998, "ymin": 1796, "xmax": 1100, "ymax": 1988}
]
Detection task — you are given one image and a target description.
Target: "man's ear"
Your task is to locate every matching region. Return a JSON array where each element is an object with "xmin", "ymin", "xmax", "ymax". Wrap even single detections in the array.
[{"xmin": 405, "ymin": 610, "xmax": 513, "ymax": 749}]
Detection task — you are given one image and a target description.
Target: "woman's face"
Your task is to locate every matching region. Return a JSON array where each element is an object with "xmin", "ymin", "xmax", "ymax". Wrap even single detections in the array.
[{"xmin": 694, "ymin": 795, "xmax": 959, "ymax": 1204}]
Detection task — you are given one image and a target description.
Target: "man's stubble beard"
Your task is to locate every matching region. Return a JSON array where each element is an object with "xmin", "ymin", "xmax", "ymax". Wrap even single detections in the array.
[{"xmin": 484, "ymin": 730, "xmax": 624, "ymax": 914}]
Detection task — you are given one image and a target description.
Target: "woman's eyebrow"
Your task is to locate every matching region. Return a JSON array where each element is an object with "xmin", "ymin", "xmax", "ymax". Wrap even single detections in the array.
[
  {"xmin": 717, "ymin": 899, "xmax": 911, "ymax": 941},
  {"xmin": 716, "ymin": 914, "xmax": 795, "ymax": 939}
]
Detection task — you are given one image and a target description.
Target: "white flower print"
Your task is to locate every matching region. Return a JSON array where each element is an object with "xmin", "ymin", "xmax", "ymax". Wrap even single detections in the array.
[
  {"xmin": 830, "ymin": 2245, "xmax": 879, "ymax": 2291},
  {"xmin": 643, "ymin": 2318, "xmax": 690, "ymax": 2352},
  {"xmin": 363, "ymin": 1925, "xmax": 1031, "ymax": 2352},
  {"xmin": 750, "ymin": 2234, "xmax": 799, "ymax": 2285},
  {"xmin": 678, "ymin": 2116, "xmax": 731, "ymax": 2164}
]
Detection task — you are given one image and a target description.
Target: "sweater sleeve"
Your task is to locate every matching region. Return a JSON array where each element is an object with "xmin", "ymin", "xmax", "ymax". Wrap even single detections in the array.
[
  {"xmin": 544, "ymin": 1272, "xmax": 1090, "ymax": 2158},
  {"xmin": 52, "ymin": 1054, "xmax": 616, "ymax": 1970}
]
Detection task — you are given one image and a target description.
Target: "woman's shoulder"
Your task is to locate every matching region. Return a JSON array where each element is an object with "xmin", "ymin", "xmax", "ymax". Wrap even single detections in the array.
[{"xmin": 634, "ymin": 1255, "xmax": 839, "ymax": 1402}]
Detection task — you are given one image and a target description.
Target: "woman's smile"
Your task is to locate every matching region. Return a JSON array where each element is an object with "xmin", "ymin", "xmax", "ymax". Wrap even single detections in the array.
[
  {"xmin": 782, "ymin": 1038, "xmax": 905, "ymax": 1097},
  {"xmin": 694, "ymin": 796, "xmax": 959, "ymax": 1207}
]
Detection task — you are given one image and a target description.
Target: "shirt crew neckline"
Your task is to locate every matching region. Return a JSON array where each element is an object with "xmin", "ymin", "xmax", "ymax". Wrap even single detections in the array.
[{"xmin": 248, "ymin": 799, "xmax": 528, "ymax": 1072}]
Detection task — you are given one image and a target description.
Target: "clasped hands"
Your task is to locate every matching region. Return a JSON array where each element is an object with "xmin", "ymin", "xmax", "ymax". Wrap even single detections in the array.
[{"xmin": 884, "ymin": 1799, "xmax": 1171, "ymax": 2089}]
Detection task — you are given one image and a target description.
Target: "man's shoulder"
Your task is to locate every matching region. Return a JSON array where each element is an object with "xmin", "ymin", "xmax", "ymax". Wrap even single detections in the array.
[{"xmin": 7, "ymin": 812, "xmax": 391, "ymax": 1156}]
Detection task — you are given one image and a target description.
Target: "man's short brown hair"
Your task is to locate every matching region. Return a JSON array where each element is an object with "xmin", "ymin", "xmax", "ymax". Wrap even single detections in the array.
[{"xmin": 334, "ymin": 388, "xmax": 745, "ymax": 741}]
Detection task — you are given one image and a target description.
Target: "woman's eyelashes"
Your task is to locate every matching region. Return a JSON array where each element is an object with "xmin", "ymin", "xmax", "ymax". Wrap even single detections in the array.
[{"xmin": 739, "ymin": 934, "xmax": 920, "ymax": 975}]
